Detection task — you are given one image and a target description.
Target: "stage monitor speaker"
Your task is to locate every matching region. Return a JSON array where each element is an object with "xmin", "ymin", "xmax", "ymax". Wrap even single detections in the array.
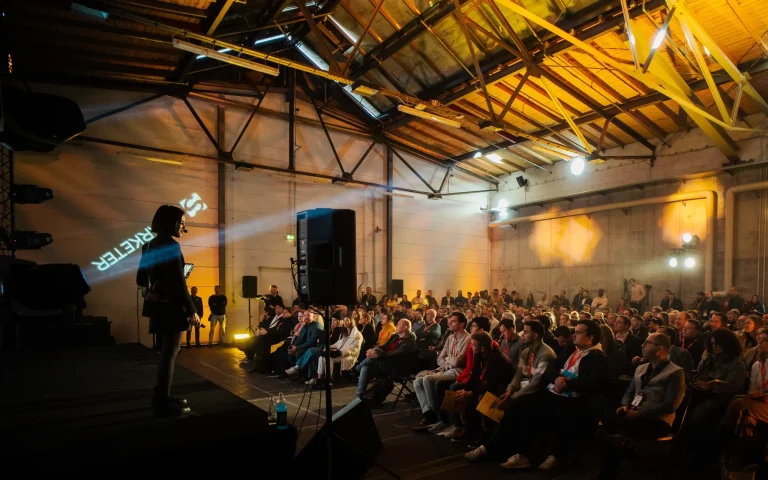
[
  {"xmin": 10, "ymin": 263, "xmax": 91, "ymax": 310},
  {"xmin": 296, "ymin": 398, "xmax": 383, "ymax": 478},
  {"xmin": 390, "ymin": 279, "xmax": 404, "ymax": 297},
  {"xmin": 296, "ymin": 208, "xmax": 356, "ymax": 305},
  {"xmin": 0, "ymin": 86, "xmax": 85, "ymax": 152},
  {"xmin": 242, "ymin": 276, "xmax": 258, "ymax": 298}
]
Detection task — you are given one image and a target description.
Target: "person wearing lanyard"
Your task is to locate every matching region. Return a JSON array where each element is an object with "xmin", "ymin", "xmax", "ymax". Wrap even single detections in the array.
[
  {"xmin": 413, "ymin": 313, "xmax": 471, "ymax": 432},
  {"xmin": 465, "ymin": 320, "xmax": 557, "ymax": 463},
  {"xmin": 498, "ymin": 320, "xmax": 609, "ymax": 471},
  {"xmin": 721, "ymin": 329, "xmax": 768, "ymax": 433},
  {"xmin": 593, "ymin": 333, "xmax": 686, "ymax": 479}
]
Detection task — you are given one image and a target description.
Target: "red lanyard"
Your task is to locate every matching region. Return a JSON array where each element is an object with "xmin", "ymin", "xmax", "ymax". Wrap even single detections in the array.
[
  {"xmin": 527, "ymin": 351, "xmax": 534, "ymax": 375},
  {"xmin": 565, "ymin": 349, "xmax": 585, "ymax": 371},
  {"xmin": 761, "ymin": 362, "xmax": 768, "ymax": 391}
]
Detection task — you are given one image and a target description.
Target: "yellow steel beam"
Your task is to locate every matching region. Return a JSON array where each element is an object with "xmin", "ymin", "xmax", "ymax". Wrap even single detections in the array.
[
  {"xmin": 631, "ymin": 19, "xmax": 740, "ymax": 160},
  {"xmin": 679, "ymin": 21, "xmax": 731, "ymax": 124},
  {"xmin": 667, "ymin": 0, "xmax": 768, "ymax": 117},
  {"xmin": 492, "ymin": 0, "xmax": 768, "ymax": 134},
  {"xmin": 540, "ymin": 76, "xmax": 593, "ymax": 153}
]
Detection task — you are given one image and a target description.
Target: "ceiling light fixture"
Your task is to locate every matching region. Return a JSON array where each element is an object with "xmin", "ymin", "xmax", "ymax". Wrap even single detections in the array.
[
  {"xmin": 486, "ymin": 153, "xmax": 503, "ymax": 164},
  {"xmin": 397, "ymin": 105, "xmax": 461, "ymax": 128},
  {"xmin": 172, "ymin": 39, "xmax": 279, "ymax": 76}
]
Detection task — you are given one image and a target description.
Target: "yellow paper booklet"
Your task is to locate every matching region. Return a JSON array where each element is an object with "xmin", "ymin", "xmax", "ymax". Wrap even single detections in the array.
[{"xmin": 476, "ymin": 392, "xmax": 505, "ymax": 423}]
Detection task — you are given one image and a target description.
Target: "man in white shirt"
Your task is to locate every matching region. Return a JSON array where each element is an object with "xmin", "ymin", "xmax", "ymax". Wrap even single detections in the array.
[
  {"xmin": 413, "ymin": 312, "xmax": 471, "ymax": 431},
  {"xmin": 412, "ymin": 290, "xmax": 426, "ymax": 308},
  {"xmin": 591, "ymin": 289, "xmax": 609, "ymax": 314}
]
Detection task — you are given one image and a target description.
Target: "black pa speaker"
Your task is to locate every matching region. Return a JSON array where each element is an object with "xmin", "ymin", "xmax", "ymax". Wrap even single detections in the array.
[
  {"xmin": 390, "ymin": 279, "xmax": 404, "ymax": 297},
  {"xmin": 242, "ymin": 275, "xmax": 258, "ymax": 298},
  {"xmin": 296, "ymin": 398, "xmax": 383, "ymax": 478},
  {"xmin": 10, "ymin": 263, "xmax": 90, "ymax": 310},
  {"xmin": 0, "ymin": 86, "xmax": 85, "ymax": 152},
  {"xmin": 296, "ymin": 208, "xmax": 356, "ymax": 305}
]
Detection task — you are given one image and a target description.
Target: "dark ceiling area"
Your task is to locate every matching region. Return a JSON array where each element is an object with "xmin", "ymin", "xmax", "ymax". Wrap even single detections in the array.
[{"xmin": 3, "ymin": 0, "xmax": 768, "ymax": 185}]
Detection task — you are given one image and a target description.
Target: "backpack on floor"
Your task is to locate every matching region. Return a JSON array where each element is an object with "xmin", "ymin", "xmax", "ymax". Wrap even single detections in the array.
[{"xmin": 363, "ymin": 378, "xmax": 393, "ymax": 406}]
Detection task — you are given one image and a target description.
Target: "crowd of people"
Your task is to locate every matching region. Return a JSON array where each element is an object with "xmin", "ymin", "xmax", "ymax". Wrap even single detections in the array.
[{"xmin": 239, "ymin": 284, "xmax": 768, "ymax": 477}]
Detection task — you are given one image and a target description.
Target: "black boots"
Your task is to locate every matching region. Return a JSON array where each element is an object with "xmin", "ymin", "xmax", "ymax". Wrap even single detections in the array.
[{"xmin": 153, "ymin": 387, "xmax": 191, "ymax": 417}]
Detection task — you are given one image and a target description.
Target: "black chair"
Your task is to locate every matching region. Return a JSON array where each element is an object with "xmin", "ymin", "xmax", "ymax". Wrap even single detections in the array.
[{"xmin": 387, "ymin": 351, "xmax": 420, "ymax": 411}]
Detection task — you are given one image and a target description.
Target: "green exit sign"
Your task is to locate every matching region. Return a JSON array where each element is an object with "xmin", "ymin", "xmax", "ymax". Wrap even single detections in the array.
[{"xmin": 286, "ymin": 234, "xmax": 295, "ymax": 241}]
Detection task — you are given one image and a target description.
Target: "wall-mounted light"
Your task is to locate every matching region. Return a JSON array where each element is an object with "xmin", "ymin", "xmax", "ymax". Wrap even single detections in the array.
[{"xmin": 570, "ymin": 156, "xmax": 585, "ymax": 176}]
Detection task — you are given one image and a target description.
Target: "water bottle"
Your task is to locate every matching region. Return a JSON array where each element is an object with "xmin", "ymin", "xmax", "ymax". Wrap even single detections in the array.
[
  {"xmin": 268, "ymin": 397, "xmax": 277, "ymax": 425},
  {"xmin": 276, "ymin": 392, "xmax": 288, "ymax": 430}
]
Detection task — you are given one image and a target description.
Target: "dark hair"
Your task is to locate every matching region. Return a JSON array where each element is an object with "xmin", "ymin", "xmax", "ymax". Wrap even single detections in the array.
[
  {"xmin": 554, "ymin": 326, "xmax": 573, "ymax": 338},
  {"xmin": 650, "ymin": 317, "xmax": 663, "ymax": 326},
  {"xmin": 686, "ymin": 318, "xmax": 702, "ymax": 332},
  {"xmin": 706, "ymin": 328, "xmax": 742, "ymax": 360},
  {"xmin": 630, "ymin": 315, "xmax": 644, "ymax": 325},
  {"xmin": 473, "ymin": 316, "xmax": 491, "ymax": 332},
  {"xmin": 577, "ymin": 319, "xmax": 602, "ymax": 346},
  {"xmin": 500, "ymin": 318, "xmax": 515, "ymax": 330},
  {"xmin": 451, "ymin": 312, "xmax": 468, "ymax": 326},
  {"xmin": 580, "ymin": 311, "xmax": 593, "ymax": 319},
  {"xmin": 658, "ymin": 326, "xmax": 678, "ymax": 346},
  {"xmin": 524, "ymin": 320, "xmax": 545, "ymax": 338},
  {"xmin": 710, "ymin": 312, "xmax": 726, "ymax": 325},
  {"xmin": 151, "ymin": 205, "xmax": 185, "ymax": 236},
  {"xmin": 471, "ymin": 331, "xmax": 493, "ymax": 351},
  {"xmin": 536, "ymin": 314, "xmax": 552, "ymax": 331},
  {"xmin": 629, "ymin": 308, "xmax": 639, "ymax": 316},
  {"xmin": 616, "ymin": 315, "xmax": 631, "ymax": 326}
]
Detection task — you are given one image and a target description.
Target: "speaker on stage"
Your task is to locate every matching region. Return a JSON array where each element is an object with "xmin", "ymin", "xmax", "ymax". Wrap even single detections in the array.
[
  {"xmin": 296, "ymin": 208, "xmax": 356, "ymax": 305},
  {"xmin": 242, "ymin": 276, "xmax": 258, "ymax": 298},
  {"xmin": 390, "ymin": 279, "xmax": 404, "ymax": 297},
  {"xmin": 296, "ymin": 398, "xmax": 383, "ymax": 478}
]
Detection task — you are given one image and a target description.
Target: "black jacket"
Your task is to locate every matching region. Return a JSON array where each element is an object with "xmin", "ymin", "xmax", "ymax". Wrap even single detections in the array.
[
  {"xmin": 191, "ymin": 295, "xmax": 204, "ymax": 317},
  {"xmin": 682, "ymin": 336, "xmax": 705, "ymax": 368},
  {"xmin": 137, "ymin": 235, "xmax": 196, "ymax": 316},
  {"xmin": 468, "ymin": 347, "xmax": 514, "ymax": 397},
  {"xmin": 557, "ymin": 348, "xmax": 610, "ymax": 398}
]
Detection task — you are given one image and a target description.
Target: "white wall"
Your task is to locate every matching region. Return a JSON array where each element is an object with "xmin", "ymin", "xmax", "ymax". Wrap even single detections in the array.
[{"xmin": 12, "ymin": 84, "xmax": 491, "ymax": 343}]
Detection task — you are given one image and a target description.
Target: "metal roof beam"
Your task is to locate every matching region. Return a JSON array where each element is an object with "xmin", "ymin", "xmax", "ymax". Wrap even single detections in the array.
[{"xmin": 350, "ymin": 0, "xmax": 467, "ymax": 78}]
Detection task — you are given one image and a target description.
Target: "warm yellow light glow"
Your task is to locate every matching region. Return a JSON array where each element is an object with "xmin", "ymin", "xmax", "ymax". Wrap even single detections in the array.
[
  {"xmin": 669, "ymin": 257, "xmax": 678, "ymax": 267},
  {"xmin": 530, "ymin": 215, "xmax": 602, "ymax": 265},
  {"xmin": 233, "ymin": 333, "xmax": 251, "ymax": 340},
  {"xmin": 684, "ymin": 257, "xmax": 695, "ymax": 268},
  {"xmin": 682, "ymin": 232, "xmax": 692, "ymax": 243}
]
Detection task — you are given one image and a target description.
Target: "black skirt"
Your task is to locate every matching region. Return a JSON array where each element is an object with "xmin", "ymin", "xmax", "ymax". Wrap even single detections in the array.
[{"xmin": 149, "ymin": 315, "xmax": 190, "ymax": 335}]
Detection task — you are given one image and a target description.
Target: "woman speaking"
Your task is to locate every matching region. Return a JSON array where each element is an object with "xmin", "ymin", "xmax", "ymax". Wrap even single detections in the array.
[{"xmin": 137, "ymin": 205, "xmax": 202, "ymax": 416}]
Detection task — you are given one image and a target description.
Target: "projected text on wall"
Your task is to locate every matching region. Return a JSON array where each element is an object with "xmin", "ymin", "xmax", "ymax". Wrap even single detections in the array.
[{"xmin": 90, "ymin": 192, "xmax": 208, "ymax": 272}]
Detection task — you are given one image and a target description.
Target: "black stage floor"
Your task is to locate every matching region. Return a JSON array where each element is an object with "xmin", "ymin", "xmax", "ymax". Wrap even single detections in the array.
[
  {"xmin": 0, "ymin": 343, "xmax": 294, "ymax": 472},
  {"xmin": 1, "ymin": 344, "xmax": 730, "ymax": 479}
]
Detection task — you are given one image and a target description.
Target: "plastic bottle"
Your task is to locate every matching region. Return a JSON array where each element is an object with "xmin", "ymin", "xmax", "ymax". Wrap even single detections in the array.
[
  {"xmin": 276, "ymin": 392, "xmax": 288, "ymax": 430},
  {"xmin": 268, "ymin": 397, "xmax": 277, "ymax": 425}
]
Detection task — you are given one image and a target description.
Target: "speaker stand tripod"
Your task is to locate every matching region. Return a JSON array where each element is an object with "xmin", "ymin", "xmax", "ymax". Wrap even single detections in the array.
[
  {"xmin": 245, "ymin": 297, "xmax": 256, "ymax": 336},
  {"xmin": 307, "ymin": 304, "xmax": 400, "ymax": 480}
]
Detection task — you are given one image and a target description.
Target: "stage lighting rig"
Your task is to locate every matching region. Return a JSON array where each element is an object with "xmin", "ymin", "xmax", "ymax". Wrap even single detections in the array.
[
  {"xmin": 12, "ymin": 230, "xmax": 53, "ymax": 250},
  {"xmin": 12, "ymin": 184, "xmax": 53, "ymax": 204}
]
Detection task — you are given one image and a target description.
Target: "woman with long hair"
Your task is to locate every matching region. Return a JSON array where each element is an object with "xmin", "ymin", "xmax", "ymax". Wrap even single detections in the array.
[
  {"xmin": 317, "ymin": 316, "xmax": 363, "ymax": 386},
  {"xmin": 137, "ymin": 205, "xmax": 201, "ymax": 417},
  {"xmin": 745, "ymin": 295, "xmax": 765, "ymax": 315}
]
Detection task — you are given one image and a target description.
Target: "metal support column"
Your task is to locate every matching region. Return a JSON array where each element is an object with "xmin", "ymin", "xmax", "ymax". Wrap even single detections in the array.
[
  {"xmin": 386, "ymin": 144, "xmax": 393, "ymax": 297},
  {"xmin": 288, "ymin": 67, "xmax": 296, "ymax": 171},
  {"xmin": 217, "ymin": 106, "xmax": 227, "ymax": 298}
]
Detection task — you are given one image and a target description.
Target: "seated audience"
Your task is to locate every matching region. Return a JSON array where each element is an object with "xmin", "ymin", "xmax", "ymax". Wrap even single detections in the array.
[
  {"xmin": 355, "ymin": 319, "xmax": 417, "ymax": 398},
  {"xmin": 413, "ymin": 312, "xmax": 471, "ymax": 431}
]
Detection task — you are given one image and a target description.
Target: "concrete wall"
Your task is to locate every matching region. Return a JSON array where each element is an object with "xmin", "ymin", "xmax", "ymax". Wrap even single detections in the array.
[
  {"xmin": 489, "ymin": 117, "xmax": 768, "ymax": 309},
  {"xmin": 13, "ymin": 84, "xmax": 490, "ymax": 344}
]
